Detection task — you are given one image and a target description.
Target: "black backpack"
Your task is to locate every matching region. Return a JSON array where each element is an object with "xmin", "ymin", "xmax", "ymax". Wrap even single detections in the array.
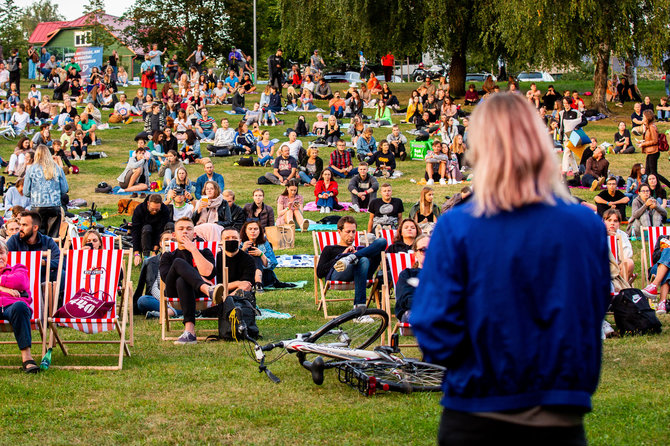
[
  {"xmin": 208, "ymin": 292, "xmax": 260, "ymax": 342},
  {"xmin": 611, "ymin": 289, "xmax": 662, "ymax": 336}
]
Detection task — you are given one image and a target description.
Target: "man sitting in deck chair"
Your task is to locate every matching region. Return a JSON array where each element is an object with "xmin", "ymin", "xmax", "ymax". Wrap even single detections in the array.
[
  {"xmin": 315, "ymin": 216, "xmax": 387, "ymax": 323},
  {"xmin": 160, "ymin": 217, "xmax": 226, "ymax": 345}
]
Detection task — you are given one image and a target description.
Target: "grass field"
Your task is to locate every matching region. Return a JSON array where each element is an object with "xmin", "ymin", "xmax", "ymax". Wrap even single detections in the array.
[{"xmin": 0, "ymin": 78, "xmax": 669, "ymax": 445}]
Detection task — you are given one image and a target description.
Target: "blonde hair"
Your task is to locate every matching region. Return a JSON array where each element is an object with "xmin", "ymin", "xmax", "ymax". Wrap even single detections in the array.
[
  {"xmin": 467, "ymin": 93, "xmax": 569, "ymax": 216},
  {"xmin": 419, "ymin": 187, "xmax": 433, "ymax": 216},
  {"xmin": 33, "ymin": 144, "xmax": 59, "ymax": 181}
]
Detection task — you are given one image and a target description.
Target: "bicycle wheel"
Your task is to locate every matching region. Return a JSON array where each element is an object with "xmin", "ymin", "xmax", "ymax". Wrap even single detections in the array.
[
  {"xmin": 338, "ymin": 359, "xmax": 445, "ymax": 395},
  {"xmin": 306, "ymin": 308, "xmax": 388, "ymax": 350}
]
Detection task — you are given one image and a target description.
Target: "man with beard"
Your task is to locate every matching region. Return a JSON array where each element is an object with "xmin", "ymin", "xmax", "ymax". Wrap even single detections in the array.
[
  {"xmin": 7, "ymin": 210, "xmax": 60, "ymax": 282},
  {"xmin": 160, "ymin": 217, "xmax": 225, "ymax": 345},
  {"xmin": 131, "ymin": 194, "xmax": 172, "ymax": 265}
]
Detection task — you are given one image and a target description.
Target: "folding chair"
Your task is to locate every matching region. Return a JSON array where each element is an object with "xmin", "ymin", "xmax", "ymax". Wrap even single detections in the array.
[
  {"xmin": 608, "ymin": 234, "xmax": 629, "ymax": 283},
  {"xmin": 0, "ymin": 251, "xmax": 50, "ymax": 365},
  {"xmin": 376, "ymin": 228, "xmax": 396, "ymax": 249},
  {"xmin": 312, "ymin": 231, "xmax": 377, "ymax": 319},
  {"xmin": 640, "ymin": 226, "xmax": 670, "ymax": 286},
  {"xmin": 47, "ymin": 249, "xmax": 133, "ymax": 370},
  {"xmin": 380, "ymin": 252, "xmax": 416, "ymax": 347},
  {"xmin": 159, "ymin": 241, "xmax": 227, "ymax": 341},
  {"xmin": 66, "ymin": 234, "xmax": 134, "ymax": 346}
]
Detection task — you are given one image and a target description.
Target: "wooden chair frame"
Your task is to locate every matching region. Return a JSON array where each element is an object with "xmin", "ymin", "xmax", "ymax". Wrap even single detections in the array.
[
  {"xmin": 312, "ymin": 231, "xmax": 380, "ymax": 319},
  {"xmin": 159, "ymin": 242, "xmax": 228, "ymax": 341},
  {"xmin": 47, "ymin": 249, "xmax": 133, "ymax": 370},
  {"xmin": 0, "ymin": 251, "xmax": 51, "ymax": 366}
]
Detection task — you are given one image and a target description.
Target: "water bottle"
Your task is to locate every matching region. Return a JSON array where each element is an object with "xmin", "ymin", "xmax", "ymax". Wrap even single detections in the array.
[{"xmin": 40, "ymin": 347, "xmax": 52, "ymax": 371}]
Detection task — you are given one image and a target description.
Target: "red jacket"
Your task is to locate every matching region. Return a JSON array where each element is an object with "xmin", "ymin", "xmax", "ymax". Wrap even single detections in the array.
[
  {"xmin": 0, "ymin": 264, "xmax": 31, "ymax": 309},
  {"xmin": 314, "ymin": 180, "xmax": 339, "ymax": 202}
]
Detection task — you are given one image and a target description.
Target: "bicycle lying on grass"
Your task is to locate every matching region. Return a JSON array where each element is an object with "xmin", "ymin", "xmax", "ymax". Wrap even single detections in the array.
[{"xmin": 243, "ymin": 307, "xmax": 445, "ymax": 396}]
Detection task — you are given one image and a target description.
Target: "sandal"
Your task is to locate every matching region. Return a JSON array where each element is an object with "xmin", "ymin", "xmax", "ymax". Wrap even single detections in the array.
[{"xmin": 22, "ymin": 359, "xmax": 39, "ymax": 374}]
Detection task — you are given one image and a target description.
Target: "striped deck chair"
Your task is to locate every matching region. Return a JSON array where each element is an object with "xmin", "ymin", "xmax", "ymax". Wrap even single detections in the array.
[
  {"xmin": 608, "ymin": 234, "xmax": 629, "ymax": 283},
  {"xmin": 48, "ymin": 249, "xmax": 132, "ymax": 370},
  {"xmin": 159, "ymin": 241, "xmax": 227, "ymax": 341},
  {"xmin": 380, "ymin": 252, "xmax": 416, "ymax": 347},
  {"xmin": 67, "ymin": 234, "xmax": 134, "ymax": 346},
  {"xmin": 68, "ymin": 235, "xmax": 121, "ymax": 250},
  {"xmin": 0, "ymin": 251, "xmax": 50, "ymax": 365},
  {"xmin": 640, "ymin": 226, "xmax": 670, "ymax": 286},
  {"xmin": 376, "ymin": 228, "xmax": 396, "ymax": 249},
  {"xmin": 312, "ymin": 231, "xmax": 377, "ymax": 319}
]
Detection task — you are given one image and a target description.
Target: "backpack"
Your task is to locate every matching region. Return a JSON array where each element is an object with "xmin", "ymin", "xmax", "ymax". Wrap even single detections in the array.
[
  {"xmin": 611, "ymin": 289, "xmax": 662, "ymax": 335},
  {"xmin": 208, "ymin": 292, "xmax": 260, "ymax": 341},
  {"xmin": 658, "ymin": 133, "xmax": 669, "ymax": 152}
]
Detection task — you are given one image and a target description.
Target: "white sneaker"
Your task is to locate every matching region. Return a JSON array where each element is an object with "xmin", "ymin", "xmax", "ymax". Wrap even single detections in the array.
[
  {"xmin": 334, "ymin": 254, "xmax": 358, "ymax": 272},
  {"xmin": 439, "ymin": 178, "xmax": 446, "ymax": 185},
  {"xmin": 455, "ymin": 180, "xmax": 462, "ymax": 184},
  {"xmin": 355, "ymin": 315, "xmax": 374, "ymax": 324},
  {"xmin": 351, "ymin": 203, "xmax": 360, "ymax": 213},
  {"xmin": 320, "ymin": 206, "xmax": 325, "ymax": 213},
  {"xmin": 325, "ymin": 207, "xmax": 331, "ymax": 213},
  {"xmin": 426, "ymin": 179, "xmax": 434, "ymax": 185}
]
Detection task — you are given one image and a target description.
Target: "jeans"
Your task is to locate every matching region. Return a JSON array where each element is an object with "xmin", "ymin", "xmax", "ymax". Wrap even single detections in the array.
[
  {"xmin": 196, "ymin": 129, "xmax": 215, "ymax": 140},
  {"xmin": 163, "ymin": 258, "xmax": 208, "ymax": 325},
  {"xmin": 666, "ymin": 75, "xmax": 670, "ymax": 96},
  {"xmin": 317, "ymin": 197, "xmax": 335, "ymax": 208},
  {"xmin": 658, "ymin": 110, "xmax": 670, "ymax": 121},
  {"xmin": 35, "ymin": 206, "xmax": 62, "ymax": 239},
  {"xmin": 28, "ymin": 60, "xmax": 36, "ymax": 79},
  {"xmin": 0, "ymin": 301, "xmax": 32, "ymax": 350},
  {"xmin": 330, "ymin": 105, "xmax": 344, "ymax": 118},
  {"xmin": 137, "ymin": 295, "xmax": 181, "ymax": 316},
  {"xmin": 437, "ymin": 408, "xmax": 586, "ymax": 446},
  {"xmin": 154, "ymin": 65, "xmax": 163, "ymax": 83},
  {"xmin": 646, "ymin": 151, "xmax": 670, "ymax": 188},
  {"xmin": 233, "ymin": 107, "xmax": 247, "ymax": 114},
  {"xmin": 298, "ymin": 171, "xmax": 315, "ymax": 184},
  {"xmin": 143, "ymin": 88, "xmax": 156, "ymax": 98},
  {"xmin": 263, "ymin": 110, "xmax": 276, "ymax": 122},
  {"xmin": 580, "ymin": 173, "xmax": 598, "ymax": 187},
  {"xmin": 163, "ymin": 168, "xmax": 174, "ymax": 188},
  {"xmin": 329, "ymin": 238, "xmax": 386, "ymax": 306},
  {"xmin": 329, "ymin": 166, "xmax": 358, "ymax": 178},
  {"xmin": 258, "ymin": 154, "xmax": 273, "ymax": 166}
]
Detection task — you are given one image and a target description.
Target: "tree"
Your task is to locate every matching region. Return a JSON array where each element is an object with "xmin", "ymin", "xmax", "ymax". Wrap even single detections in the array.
[
  {"xmin": 82, "ymin": 0, "xmax": 117, "ymax": 48},
  {"xmin": 20, "ymin": 0, "xmax": 64, "ymax": 40},
  {"xmin": 486, "ymin": 0, "xmax": 670, "ymax": 113},
  {"xmin": 0, "ymin": 0, "xmax": 25, "ymax": 58},
  {"xmin": 123, "ymin": 0, "xmax": 232, "ymax": 64}
]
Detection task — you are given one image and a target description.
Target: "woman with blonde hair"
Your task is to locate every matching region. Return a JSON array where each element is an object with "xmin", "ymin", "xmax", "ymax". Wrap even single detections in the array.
[
  {"xmin": 81, "ymin": 229, "xmax": 103, "ymax": 249},
  {"xmin": 409, "ymin": 187, "xmax": 441, "ymax": 232},
  {"xmin": 23, "ymin": 144, "xmax": 68, "ymax": 238},
  {"xmin": 192, "ymin": 180, "xmax": 232, "ymax": 241},
  {"xmin": 411, "ymin": 93, "xmax": 610, "ymax": 445}
]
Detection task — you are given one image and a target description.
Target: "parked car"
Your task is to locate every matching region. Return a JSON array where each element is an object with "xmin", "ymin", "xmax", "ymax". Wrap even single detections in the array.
[
  {"xmin": 322, "ymin": 71, "xmax": 361, "ymax": 83},
  {"xmin": 465, "ymin": 72, "xmax": 497, "ymax": 82},
  {"xmin": 516, "ymin": 71, "xmax": 555, "ymax": 82}
]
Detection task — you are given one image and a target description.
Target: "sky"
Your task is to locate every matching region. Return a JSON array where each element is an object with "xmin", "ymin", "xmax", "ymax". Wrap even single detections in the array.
[{"xmin": 15, "ymin": 0, "xmax": 136, "ymax": 21}]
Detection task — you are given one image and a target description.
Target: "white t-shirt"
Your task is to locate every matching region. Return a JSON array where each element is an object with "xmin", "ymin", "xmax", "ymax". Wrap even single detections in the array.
[
  {"xmin": 28, "ymin": 90, "xmax": 41, "ymax": 101},
  {"xmin": 287, "ymin": 139, "xmax": 303, "ymax": 160},
  {"xmin": 0, "ymin": 69, "xmax": 9, "ymax": 84},
  {"xmin": 213, "ymin": 87, "xmax": 226, "ymax": 98},
  {"xmin": 11, "ymin": 111, "xmax": 30, "ymax": 130},
  {"xmin": 213, "ymin": 127, "xmax": 235, "ymax": 146},
  {"xmin": 114, "ymin": 102, "xmax": 132, "ymax": 116}
]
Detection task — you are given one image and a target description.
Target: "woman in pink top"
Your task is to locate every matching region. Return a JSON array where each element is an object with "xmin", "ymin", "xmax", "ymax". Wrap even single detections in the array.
[
  {"xmin": 0, "ymin": 239, "xmax": 36, "ymax": 373},
  {"xmin": 276, "ymin": 179, "xmax": 309, "ymax": 231}
]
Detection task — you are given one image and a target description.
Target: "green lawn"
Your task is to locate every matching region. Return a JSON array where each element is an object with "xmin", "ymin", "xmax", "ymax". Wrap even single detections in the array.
[{"xmin": 0, "ymin": 79, "xmax": 668, "ymax": 445}]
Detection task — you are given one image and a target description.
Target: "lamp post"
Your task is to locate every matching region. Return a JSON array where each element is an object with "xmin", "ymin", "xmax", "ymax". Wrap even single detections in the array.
[{"xmin": 253, "ymin": 0, "xmax": 257, "ymax": 83}]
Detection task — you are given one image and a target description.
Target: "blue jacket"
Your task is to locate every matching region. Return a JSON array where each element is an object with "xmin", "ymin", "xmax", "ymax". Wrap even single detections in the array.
[
  {"xmin": 194, "ymin": 172, "xmax": 225, "ymax": 199},
  {"xmin": 23, "ymin": 164, "xmax": 69, "ymax": 208},
  {"xmin": 410, "ymin": 200, "xmax": 610, "ymax": 413}
]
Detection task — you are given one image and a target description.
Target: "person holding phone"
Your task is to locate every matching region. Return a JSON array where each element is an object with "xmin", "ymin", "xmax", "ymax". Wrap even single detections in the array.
[
  {"xmin": 240, "ymin": 221, "xmax": 296, "ymax": 292},
  {"xmin": 276, "ymin": 179, "xmax": 308, "ymax": 231}
]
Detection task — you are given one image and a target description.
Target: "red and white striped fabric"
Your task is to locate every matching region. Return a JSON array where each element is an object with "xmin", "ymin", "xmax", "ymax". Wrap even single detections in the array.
[
  {"xmin": 385, "ymin": 252, "xmax": 416, "ymax": 292},
  {"xmin": 607, "ymin": 235, "xmax": 620, "ymax": 263},
  {"xmin": 164, "ymin": 241, "xmax": 219, "ymax": 305},
  {"xmin": 378, "ymin": 229, "xmax": 396, "ymax": 249},
  {"xmin": 52, "ymin": 250, "xmax": 124, "ymax": 334},
  {"xmin": 641, "ymin": 226, "xmax": 670, "ymax": 273},
  {"xmin": 1, "ymin": 252, "xmax": 43, "ymax": 330},
  {"xmin": 70, "ymin": 236, "xmax": 118, "ymax": 250}
]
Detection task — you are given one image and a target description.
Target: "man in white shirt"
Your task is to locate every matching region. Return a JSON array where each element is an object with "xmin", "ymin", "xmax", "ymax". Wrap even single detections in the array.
[
  {"xmin": 208, "ymin": 118, "xmax": 236, "ymax": 157},
  {"xmin": 212, "ymin": 81, "xmax": 227, "ymax": 104},
  {"xmin": 11, "ymin": 104, "xmax": 30, "ymax": 133},
  {"xmin": 110, "ymin": 93, "xmax": 133, "ymax": 124},
  {"xmin": 286, "ymin": 130, "xmax": 303, "ymax": 160}
]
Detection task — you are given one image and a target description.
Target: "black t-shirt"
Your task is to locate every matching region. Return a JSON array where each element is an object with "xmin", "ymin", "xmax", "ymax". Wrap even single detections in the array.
[
  {"xmin": 631, "ymin": 111, "xmax": 643, "ymax": 125},
  {"xmin": 159, "ymin": 247, "xmax": 217, "ymax": 285},
  {"xmin": 542, "ymin": 92, "xmax": 561, "ymax": 110},
  {"xmin": 640, "ymin": 103, "xmax": 654, "ymax": 113},
  {"xmin": 651, "ymin": 187, "xmax": 667, "ymax": 201},
  {"xmin": 596, "ymin": 189, "xmax": 627, "ymax": 218},
  {"xmin": 220, "ymin": 249, "xmax": 256, "ymax": 284},
  {"xmin": 369, "ymin": 150, "xmax": 396, "ymax": 170},
  {"xmin": 614, "ymin": 129, "xmax": 631, "ymax": 146},
  {"xmin": 386, "ymin": 241, "xmax": 410, "ymax": 254},
  {"xmin": 273, "ymin": 155, "xmax": 298, "ymax": 179},
  {"xmin": 60, "ymin": 106, "xmax": 79, "ymax": 118},
  {"xmin": 369, "ymin": 197, "xmax": 404, "ymax": 219}
]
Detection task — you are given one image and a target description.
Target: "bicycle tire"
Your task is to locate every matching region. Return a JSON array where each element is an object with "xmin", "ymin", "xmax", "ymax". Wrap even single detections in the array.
[
  {"xmin": 306, "ymin": 308, "xmax": 388, "ymax": 350},
  {"xmin": 338, "ymin": 359, "xmax": 445, "ymax": 395}
]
